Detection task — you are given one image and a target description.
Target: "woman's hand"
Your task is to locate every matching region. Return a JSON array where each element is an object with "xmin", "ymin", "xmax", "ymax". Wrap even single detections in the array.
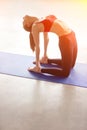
[
  {"xmin": 40, "ymin": 56, "xmax": 48, "ymax": 64},
  {"xmin": 33, "ymin": 56, "xmax": 48, "ymax": 64},
  {"xmin": 28, "ymin": 66, "xmax": 41, "ymax": 73}
]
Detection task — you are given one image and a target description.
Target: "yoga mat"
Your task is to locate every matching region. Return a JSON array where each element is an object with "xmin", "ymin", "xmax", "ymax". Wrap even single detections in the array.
[{"xmin": 0, "ymin": 51, "xmax": 87, "ymax": 88}]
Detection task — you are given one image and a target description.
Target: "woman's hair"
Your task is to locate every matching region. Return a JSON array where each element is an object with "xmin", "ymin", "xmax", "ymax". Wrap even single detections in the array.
[
  {"xmin": 23, "ymin": 24, "xmax": 31, "ymax": 32},
  {"xmin": 23, "ymin": 15, "xmax": 38, "ymax": 52},
  {"xmin": 29, "ymin": 33, "xmax": 35, "ymax": 52}
]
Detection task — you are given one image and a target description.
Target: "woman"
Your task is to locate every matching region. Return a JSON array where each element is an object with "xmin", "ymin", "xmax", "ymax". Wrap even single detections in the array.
[{"xmin": 23, "ymin": 15, "xmax": 78, "ymax": 77}]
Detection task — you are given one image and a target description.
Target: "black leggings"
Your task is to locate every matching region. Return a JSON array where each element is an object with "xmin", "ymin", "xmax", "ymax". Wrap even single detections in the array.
[{"xmin": 41, "ymin": 31, "xmax": 78, "ymax": 77}]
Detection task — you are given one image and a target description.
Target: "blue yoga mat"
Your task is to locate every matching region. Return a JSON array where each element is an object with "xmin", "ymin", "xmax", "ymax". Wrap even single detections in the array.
[{"xmin": 0, "ymin": 52, "xmax": 87, "ymax": 88}]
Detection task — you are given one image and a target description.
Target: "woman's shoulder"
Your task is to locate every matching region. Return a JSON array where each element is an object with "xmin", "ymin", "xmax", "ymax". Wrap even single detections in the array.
[{"xmin": 32, "ymin": 19, "xmax": 44, "ymax": 32}]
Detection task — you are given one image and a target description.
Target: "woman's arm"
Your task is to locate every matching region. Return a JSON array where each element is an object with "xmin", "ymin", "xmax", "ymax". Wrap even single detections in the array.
[
  {"xmin": 43, "ymin": 32, "xmax": 49, "ymax": 57},
  {"xmin": 28, "ymin": 23, "xmax": 41, "ymax": 72},
  {"xmin": 33, "ymin": 32, "xmax": 49, "ymax": 64},
  {"xmin": 39, "ymin": 32, "xmax": 49, "ymax": 63}
]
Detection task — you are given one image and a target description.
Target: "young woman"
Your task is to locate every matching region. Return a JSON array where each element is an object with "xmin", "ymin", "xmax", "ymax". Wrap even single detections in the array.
[{"xmin": 23, "ymin": 15, "xmax": 78, "ymax": 77}]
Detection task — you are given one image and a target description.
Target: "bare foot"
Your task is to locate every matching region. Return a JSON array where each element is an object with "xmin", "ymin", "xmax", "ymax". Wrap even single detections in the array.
[{"xmin": 28, "ymin": 66, "xmax": 41, "ymax": 73}]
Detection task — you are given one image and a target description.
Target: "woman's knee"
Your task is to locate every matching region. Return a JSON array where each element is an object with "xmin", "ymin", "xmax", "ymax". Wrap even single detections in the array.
[{"xmin": 63, "ymin": 70, "xmax": 70, "ymax": 77}]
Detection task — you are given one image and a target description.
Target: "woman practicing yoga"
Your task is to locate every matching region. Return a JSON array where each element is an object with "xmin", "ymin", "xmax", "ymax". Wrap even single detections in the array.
[{"xmin": 23, "ymin": 15, "xmax": 78, "ymax": 77}]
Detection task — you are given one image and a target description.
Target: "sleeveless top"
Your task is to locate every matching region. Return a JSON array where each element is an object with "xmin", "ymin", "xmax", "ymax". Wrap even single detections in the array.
[{"xmin": 39, "ymin": 15, "xmax": 57, "ymax": 32}]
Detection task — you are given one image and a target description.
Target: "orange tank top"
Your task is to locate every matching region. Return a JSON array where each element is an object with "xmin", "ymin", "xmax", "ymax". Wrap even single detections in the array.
[{"xmin": 39, "ymin": 15, "xmax": 57, "ymax": 32}]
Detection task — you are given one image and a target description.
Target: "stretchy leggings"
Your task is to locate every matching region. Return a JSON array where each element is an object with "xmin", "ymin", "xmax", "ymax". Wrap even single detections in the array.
[{"xmin": 41, "ymin": 31, "xmax": 78, "ymax": 77}]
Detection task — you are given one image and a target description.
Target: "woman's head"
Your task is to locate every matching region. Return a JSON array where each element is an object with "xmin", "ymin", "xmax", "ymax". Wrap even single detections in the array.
[
  {"xmin": 23, "ymin": 15, "xmax": 38, "ymax": 52},
  {"xmin": 23, "ymin": 15, "xmax": 38, "ymax": 32}
]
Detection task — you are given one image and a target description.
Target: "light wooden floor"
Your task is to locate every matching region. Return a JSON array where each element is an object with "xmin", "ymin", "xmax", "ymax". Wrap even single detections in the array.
[{"xmin": 0, "ymin": 0, "xmax": 87, "ymax": 130}]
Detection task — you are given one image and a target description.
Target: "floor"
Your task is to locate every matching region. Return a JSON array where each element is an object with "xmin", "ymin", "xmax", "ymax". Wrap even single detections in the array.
[{"xmin": 0, "ymin": 0, "xmax": 87, "ymax": 130}]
